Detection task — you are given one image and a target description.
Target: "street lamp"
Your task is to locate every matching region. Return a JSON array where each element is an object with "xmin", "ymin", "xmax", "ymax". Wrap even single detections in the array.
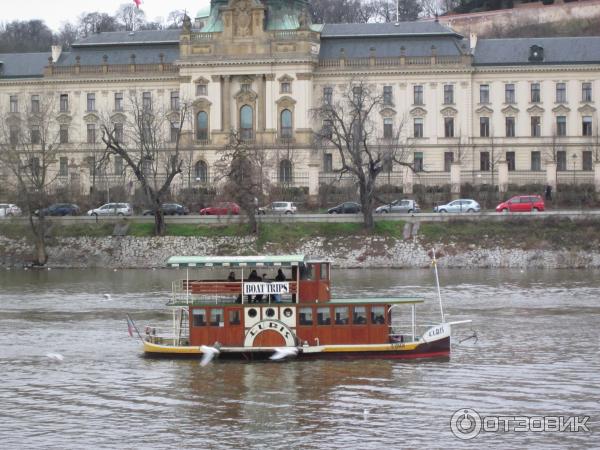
[{"xmin": 572, "ymin": 153, "xmax": 577, "ymax": 185}]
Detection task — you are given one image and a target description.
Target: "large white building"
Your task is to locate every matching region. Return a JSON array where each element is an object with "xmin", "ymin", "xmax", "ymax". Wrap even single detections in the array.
[{"xmin": 1, "ymin": 0, "xmax": 599, "ymax": 205}]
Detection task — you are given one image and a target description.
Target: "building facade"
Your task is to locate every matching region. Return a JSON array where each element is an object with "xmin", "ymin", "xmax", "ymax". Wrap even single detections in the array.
[{"xmin": 0, "ymin": 0, "xmax": 599, "ymax": 205}]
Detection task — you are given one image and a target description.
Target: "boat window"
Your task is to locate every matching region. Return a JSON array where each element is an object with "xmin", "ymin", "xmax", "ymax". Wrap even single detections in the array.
[
  {"xmin": 265, "ymin": 308, "xmax": 276, "ymax": 318},
  {"xmin": 320, "ymin": 263, "xmax": 328, "ymax": 280},
  {"xmin": 210, "ymin": 308, "xmax": 224, "ymax": 327},
  {"xmin": 247, "ymin": 308, "xmax": 258, "ymax": 318},
  {"xmin": 317, "ymin": 307, "xmax": 331, "ymax": 325},
  {"xmin": 192, "ymin": 308, "xmax": 207, "ymax": 326},
  {"xmin": 370, "ymin": 306, "xmax": 385, "ymax": 325},
  {"xmin": 334, "ymin": 307, "xmax": 349, "ymax": 325},
  {"xmin": 352, "ymin": 306, "xmax": 367, "ymax": 325},
  {"xmin": 299, "ymin": 307, "xmax": 313, "ymax": 325},
  {"xmin": 300, "ymin": 264, "xmax": 313, "ymax": 280},
  {"xmin": 229, "ymin": 310, "xmax": 241, "ymax": 325}
]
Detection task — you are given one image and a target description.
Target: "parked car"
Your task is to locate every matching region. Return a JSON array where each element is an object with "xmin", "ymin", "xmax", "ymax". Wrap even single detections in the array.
[
  {"xmin": 142, "ymin": 203, "xmax": 189, "ymax": 216},
  {"xmin": 35, "ymin": 203, "xmax": 80, "ymax": 216},
  {"xmin": 258, "ymin": 201, "xmax": 298, "ymax": 215},
  {"xmin": 328, "ymin": 202, "xmax": 361, "ymax": 214},
  {"xmin": 433, "ymin": 199, "xmax": 480, "ymax": 213},
  {"xmin": 375, "ymin": 199, "xmax": 420, "ymax": 214},
  {"xmin": 87, "ymin": 202, "xmax": 133, "ymax": 217},
  {"xmin": 496, "ymin": 195, "xmax": 545, "ymax": 213},
  {"xmin": 200, "ymin": 202, "xmax": 240, "ymax": 215},
  {"xmin": 0, "ymin": 203, "xmax": 22, "ymax": 217}
]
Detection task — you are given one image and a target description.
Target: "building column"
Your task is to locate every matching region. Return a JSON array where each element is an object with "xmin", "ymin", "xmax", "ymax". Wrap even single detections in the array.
[
  {"xmin": 403, "ymin": 166, "xmax": 414, "ymax": 195},
  {"xmin": 222, "ymin": 75, "xmax": 231, "ymax": 133},
  {"xmin": 594, "ymin": 162, "xmax": 600, "ymax": 193},
  {"xmin": 258, "ymin": 74, "xmax": 266, "ymax": 132},
  {"xmin": 546, "ymin": 161, "xmax": 557, "ymax": 190},
  {"xmin": 450, "ymin": 162, "xmax": 461, "ymax": 199},
  {"xmin": 497, "ymin": 160, "xmax": 508, "ymax": 194},
  {"xmin": 308, "ymin": 163, "xmax": 320, "ymax": 205}
]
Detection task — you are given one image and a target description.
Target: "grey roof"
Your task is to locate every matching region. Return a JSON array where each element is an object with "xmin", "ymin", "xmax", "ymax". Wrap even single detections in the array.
[
  {"xmin": 474, "ymin": 37, "xmax": 600, "ymax": 65},
  {"xmin": 321, "ymin": 21, "xmax": 460, "ymax": 38},
  {"xmin": 0, "ymin": 52, "xmax": 49, "ymax": 78},
  {"xmin": 319, "ymin": 35, "xmax": 466, "ymax": 59},
  {"xmin": 73, "ymin": 29, "xmax": 181, "ymax": 47},
  {"xmin": 56, "ymin": 46, "xmax": 179, "ymax": 66}
]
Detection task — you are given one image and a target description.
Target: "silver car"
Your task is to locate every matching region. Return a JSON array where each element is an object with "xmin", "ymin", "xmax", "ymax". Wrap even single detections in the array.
[
  {"xmin": 433, "ymin": 199, "xmax": 480, "ymax": 213},
  {"xmin": 375, "ymin": 199, "xmax": 420, "ymax": 214},
  {"xmin": 87, "ymin": 202, "xmax": 133, "ymax": 216},
  {"xmin": 258, "ymin": 201, "xmax": 297, "ymax": 215},
  {"xmin": 0, "ymin": 203, "xmax": 22, "ymax": 217}
]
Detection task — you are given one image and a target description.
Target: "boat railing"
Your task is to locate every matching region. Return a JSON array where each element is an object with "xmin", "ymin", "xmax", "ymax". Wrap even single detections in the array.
[{"xmin": 142, "ymin": 323, "xmax": 189, "ymax": 346}]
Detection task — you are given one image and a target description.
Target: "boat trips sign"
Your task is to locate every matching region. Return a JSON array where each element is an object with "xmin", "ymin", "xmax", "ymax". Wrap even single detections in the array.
[{"xmin": 243, "ymin": 282, "xmax": 289, "ymax": 295}]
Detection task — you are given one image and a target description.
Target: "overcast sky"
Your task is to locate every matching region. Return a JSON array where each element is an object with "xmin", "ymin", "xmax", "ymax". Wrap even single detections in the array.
[{"xmin": 2, "ymin": 0, "xmax": 211, "ymax": 31}]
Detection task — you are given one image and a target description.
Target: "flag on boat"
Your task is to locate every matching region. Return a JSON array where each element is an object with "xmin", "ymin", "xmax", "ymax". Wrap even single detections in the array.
[{"xmin": 126, "ymin": 317, "xmax": 134, "ymax": 337}]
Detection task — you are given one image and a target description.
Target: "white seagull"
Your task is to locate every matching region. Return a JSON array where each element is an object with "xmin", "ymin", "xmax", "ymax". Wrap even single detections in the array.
[
  {"xmin": 103, "ymin": 294, "xmax": 112, "ymax": 300},
  {"xmin": 46, "ymin": 353, "xmax": 64, "ymax": 363},
  {"xmin": 200, "ymin": 345, "xmax": 220, "ymax": 366},
  {"xmin": 270, "ymin": 347, "xmax": 299, "ymax": 361}
]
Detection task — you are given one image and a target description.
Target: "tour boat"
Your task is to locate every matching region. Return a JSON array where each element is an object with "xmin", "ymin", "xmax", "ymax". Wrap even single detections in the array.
[{"xmin": 133, "ymin": 254, "xmax": 464, "ymax": 362}]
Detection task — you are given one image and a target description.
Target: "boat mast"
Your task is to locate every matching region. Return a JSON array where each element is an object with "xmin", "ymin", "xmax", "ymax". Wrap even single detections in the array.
[{"xmin": 431, "ymin": 248, "xmax": 445, "ymax": 323}]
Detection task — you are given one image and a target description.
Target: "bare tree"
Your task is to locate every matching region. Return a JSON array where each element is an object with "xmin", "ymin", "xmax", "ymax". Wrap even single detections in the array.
[
  {"xmin": 116, "ymin": 3, "xmax": 146, "ymax": 31},
  {"xmin": 312, "ymin": 80, "xmax": 412, "ymax": 229},
  {"xmin": 0, "ymin": 94, "xmax": 64, "ymax": 265},
  {"xmin": 101, "ymin": 92, "xmax": 190, "ymax": 235}
]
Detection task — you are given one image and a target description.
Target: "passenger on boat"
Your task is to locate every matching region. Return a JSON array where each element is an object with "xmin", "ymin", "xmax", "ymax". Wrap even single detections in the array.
[
  {"xmin": 273, "ymin": 269, "xmax": 286, "ymax": 303},
  {"xmin": 247, "ymin": 270, "xmax": 261, "ymax": 303},
  {"xmin": 229, "ymin": 271, "xmax": 242, "ymax": 303}
]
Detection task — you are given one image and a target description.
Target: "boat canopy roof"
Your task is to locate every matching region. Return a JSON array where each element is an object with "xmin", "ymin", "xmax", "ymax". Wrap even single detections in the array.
[
  {"xmin": 330, "ymin": 297, "xmax": 424, "ymax": 305},
  {"xmin": 166, "ymin": 255, "xmax": 307, "ymax": 268}
]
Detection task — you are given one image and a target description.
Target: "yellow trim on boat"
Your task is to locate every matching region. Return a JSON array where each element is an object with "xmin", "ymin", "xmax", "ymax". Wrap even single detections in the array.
[
  {"xmin": 144, "ymin": 341, "xmax": 202, "ymax": 354},
  {"xmin": 322, "ymin": 343, "xmax": 419, "ymax": 352}
]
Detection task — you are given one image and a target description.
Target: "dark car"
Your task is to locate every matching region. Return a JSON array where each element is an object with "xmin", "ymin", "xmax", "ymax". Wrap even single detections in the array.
[
  {"xmin": 35, "ymin": 203, "xmax": 80, "ymax": 216},
  {"xmin": 327, "ymin": 202, "xmax": 361, "ymax": 214},
  {"xmin": 143, "ymin": 203, "xmax": 190, "ymax": 216},
  {"xmin": 200, "ymin": 202, "xmax": 240, "ymax": 215}
]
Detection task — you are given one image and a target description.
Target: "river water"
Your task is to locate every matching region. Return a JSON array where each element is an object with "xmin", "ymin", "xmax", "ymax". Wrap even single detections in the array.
[{"xmin": 0, "ymin": 268, "xmax": 598, "ymax": 449}]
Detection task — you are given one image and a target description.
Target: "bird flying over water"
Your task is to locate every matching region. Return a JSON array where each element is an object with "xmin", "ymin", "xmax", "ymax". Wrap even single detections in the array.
[
  {"xmin": 200, "ymin": 345, "xmax": 220, "ymax": 366},
  {"xmin": 270, "ymin": 347, "xmax": 298, "ymax": 360}
]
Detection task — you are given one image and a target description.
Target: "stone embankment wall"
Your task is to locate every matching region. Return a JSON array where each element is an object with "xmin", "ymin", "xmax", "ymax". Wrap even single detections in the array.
[{"xmin": 1, "ymin": 234, "xmax": 600, "ymax": 269}]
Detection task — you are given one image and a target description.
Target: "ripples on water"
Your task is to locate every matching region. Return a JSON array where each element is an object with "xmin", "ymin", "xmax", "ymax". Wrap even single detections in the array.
[{"xmin": 0, "ymin": 268, "xmax": 599, "ymax": 449}]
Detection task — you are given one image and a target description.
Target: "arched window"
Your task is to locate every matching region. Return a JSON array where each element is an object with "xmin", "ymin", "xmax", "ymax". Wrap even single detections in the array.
[
  {"xmin": 279, "ymin": 159, "xmax": 293, "ymax": 184},
  {"xmin": 195, "ymin": 160, "xmax": 208, "ymax": 184},
  {"xmin": 196, "ymin": 111, "xmax": 208, "ymax": 141},
  {"xmin": 280, "ymin": 109, "xmax": 292, "ymax": 138},
  {"xmin": 240, "ymin": 105, "xmax": 253, "ymax": 140}
]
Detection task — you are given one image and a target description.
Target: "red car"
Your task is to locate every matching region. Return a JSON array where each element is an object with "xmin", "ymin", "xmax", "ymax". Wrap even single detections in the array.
[
  {"xmin": 496, "ymin": 195, "xmax": 545, "ymax": 213},
  {"xmin": 199, "ymin": 202, "xmax": 240, "ymax": 215}
]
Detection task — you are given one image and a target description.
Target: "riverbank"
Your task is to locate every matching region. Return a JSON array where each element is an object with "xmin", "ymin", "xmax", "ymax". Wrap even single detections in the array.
[{"xmin": 1, "ymin": 218, "xmax": 600, "ymax": 269}]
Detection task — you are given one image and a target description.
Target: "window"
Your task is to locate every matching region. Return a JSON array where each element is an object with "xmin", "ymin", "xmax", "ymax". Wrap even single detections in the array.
[
  {"xmin": 142, "ymin": 91, "xmax": 152, "ymax": 110},
  {"xmin": 505, "ymin": 84, "xmax": 515, "ymax": 104},
  {"xmin": 414, "ymin": 152, "xmax": 423, "ymax": 172},
  {"xmin": 170, "ymin": 91, "xmax": 180, "ymax": 111},
  {"xmin": 9, "ymin": 95, "xmax": 18, "ymax": 113},
  {"xmin": 59, "ymin": 94, "xmax": 69, "ymax": 112},
  {"xmin": 31, "ymin": 95, "xmax": 40, "ymax": 113},
  {"xmin": 370, "ymin": 306, "xmax": 385, "ymax": 324},
  {"xmin": 59, "ymin": 157, "xmax": 68, "ymax": 176},
  {"xmin": 480, "ymin": 84, "xmax": 490, "ymax": 104},
  {"xmin": 443, "ymin": 85, "xmax": 454, "ymax": 105},
  {"xmin": 279, "ymin": 159, "xmax": 292, "ymax": 184},
  {"xmin": 114, "ymin": 123, "xmax": 124, "ymax": 143},
  {"xmin": 531, "ymin": 151, "xmax": 541, "ymax": 171},
  {"xmin": 383, "ymin": 86, "xmax": 393, "ymax": 105},
  {"xmin": 383, "ymin": 155, "xmax": 392, "ymax": 173},
  {"xmin": 413, "ymin": 118, "xmax": 423, "ymax": 138},
  {"xmin": 444, "ymin": 151, "xmax": 454, "ymax": 172},
  {"xmin": 583, "ymin": 151, "xmax": 592, "ymax": 171},
  {"xmin": 241, "ymin": 83, "xmax": 251, "ymax": 92},
  {"xmin": 557, "ymin": 150, "xmax": 567, "ymax": 171},
  {"xmin": 192, "ymin": 308, "xmax": 207, "ymax": 326},
  {"xmin": 87, "ymin": 93, "xmax": 95, "ymax": 111},
  {"xmin": 352, "ymin": 86, "xmax": 362, "ymax": 103},
  {"xmin": 413, "ymin": 85, "xmax": 423, "ymax": 105},
  {"xmin": 114, "ymin": 156, "xmax": 123, "ymax": 175},
  {"xmin": 9, "ymin": 126, "xmax": 18, "ymax": 146},
  {"xmin": 582, "ymin": 82, "xmax": 592, "ymax": 102},
  {"xmin": 556, "ymin": 116, "xmax": 566, "ymax": 137},
  {"xmin": 383, "ymin": 117, "xmax": 393, "ymax": 138},
  {"xmin": 323, "ymin": 87, "xmax": 332, "ymax": 104},
  {"xmin": 228, "ymin": 310, "xmax": 241, "ymax": 325},
  {"xmin": 87, "ymin": 124, "xmax": 96, "ymax": 143},
  {"xmin": 30, "ymin": 126, "xmax": 40, "ymax": 144},
  {"xmin": 317, "ymin": 307, "xmax": 331, "ymax": 325},
  {"xmin": 240, "ymin": 105, "xmax": 253, "ymax": 140},
  {"xmin": 352, "ymin": 306, "xmax": 367, "ymax": 325},
  {"xmin": 506, "ymin": 151, "xmax": 515, "ymax": 171},
  {"xmin": 210, "ymin": 308, "xmax": 223, "ymax": 326},
  {"xmin": 531, "ymin": 83, "xmax": 540, "ymax": 103},
  {"xmin": 582, "ymin": 116, "xmax": 592, "ymax": 136},
  {"xmin": 323, "ymin": 153, "xmax": 333, "ymax": 173},
  {"xmin": 30, "ymin": 157, "xmax": 40, "ymax": 178},
  {"xmin": 114, "ymin": 92, "xmax": 123, "ymax": 111},
  {"xmin": 281, "ymin": 81, "xmax": 291, "ymax": 93},
  {"xmin": 444, "ymin": 117, "xmax": 454, "ymax": 138},
  {"xmin": 170, "ymin": 122, "xmax": 179, "ymax": 143},
  {"xmin": 480, "ymin": 117, "xmax": 489, "ymax": 137},
  {"xmin": 505, "ymin": 116, "xmax": 515, "ymax": 137},
  {"xmin": 280, "ymin": 109, "xmax": 292, "ymax": 138},
  {"xmin": 480, "ymin": 152, "xmax": 490, "ymax": 171},
  {"xmin": 196, "ymin": 111, "xmax": 209, "ymax": 141},
  {"xmin": 556, "ymin": 83, "xmax": 566, "ymax": 103},
  {"xmin": 59, "ymin": 125, "xmax": 69, "ymax": 144},
  {"xmin": 196, "ymin": 84, "xmax": 207, "ymax": 96},
  {"xmin": 334, "ymin": 307, "xmax": 349, "ymax": 325},
  {"xmin": 299, "ymin": 307, "xmax": 313, "ymax": 325},
  {"xmin": 322, "ymin": 119, "xmax": 333, "ymax": 139},
  {"xmin": 195, "ymin": 161, "xmax": 208, "ymax": 183},
  {"xmin": 531, "ymin": 116, "xmax": 541, "ymax": 137}
]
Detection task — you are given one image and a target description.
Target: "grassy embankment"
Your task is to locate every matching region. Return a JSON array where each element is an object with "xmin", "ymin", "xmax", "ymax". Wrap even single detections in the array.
[{"xmin": 1, "ymin": 218, "xmax": 599, "ymax": 251}]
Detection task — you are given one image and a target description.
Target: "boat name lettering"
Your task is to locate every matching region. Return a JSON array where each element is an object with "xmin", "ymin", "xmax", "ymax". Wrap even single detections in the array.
[
  {"xmin": 248, "ymin": 320, "xmax": 291, "ymax": 339},
  {"xmin": 243, "ymin": 282, "xmax": 289, "ymax": 296},
  {"xmin": 427, "ymin": 326, "xmax": 445, "ymax": 337}
]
